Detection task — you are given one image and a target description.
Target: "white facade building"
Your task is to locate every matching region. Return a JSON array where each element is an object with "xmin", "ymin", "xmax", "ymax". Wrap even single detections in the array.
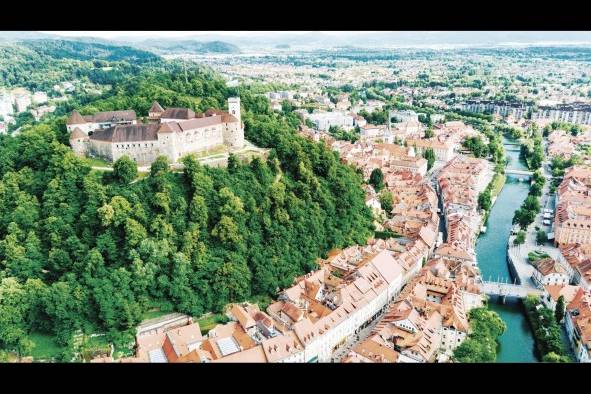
[
  {"xmin": 307, "ymin": 111, "xmax": 354, "ymax": 131},
  {"xmin": 68, "ymin": 98, "xmax": 244, "ymax": 165},
  {"xmin": 32, "ymin": 91, "xmax": 48, "ymax": 105},
  {"xmin": 14, "ymin": 94, "xmax": 31, "ymax": 113}
]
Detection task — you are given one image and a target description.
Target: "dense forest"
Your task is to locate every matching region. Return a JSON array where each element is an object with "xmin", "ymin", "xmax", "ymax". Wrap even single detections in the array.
[
  {"xmin": 0, "ymin": 56, "xmax": 374, "ymax": 358},
  {"xmin": 0, "ymin": 40, "xmax": 158, "ymax": 91},
  {"xmin": 22, "ymin": 40, "xmax": 160, "ymax": 64}
]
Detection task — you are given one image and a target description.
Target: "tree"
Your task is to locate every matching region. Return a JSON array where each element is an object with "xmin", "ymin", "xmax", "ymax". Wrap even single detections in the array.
[
  {"xmin": 378, "ymin": 190, "xmax": 393, "ymax": 216},
  {"xmin": 0, "ymin": 60, "xmax": 377, "ymax": 350},
  {"xmin": 424, "ymin": 127, "xmax": 434, "ymax": 138},
  {"xmin": 369, "ymin": 168, "xmax": 384, "ymax": 192},
  {"xmin": 536, "ymin": 230, "xmax": 547, "ymax": 245},
  {"xmin": 514, "ymin": 230, "xmax": 526, "ymax": 245},
  {"xmin": 542, "ymin": 351, "xmax": 569, "ymax": 363},
  {"xmin": 227, "ymin": 153, "xmax": 240, "ymax": 173},
  {"xmin": 423, "ymin": 147, "xmax": 436, "ymax": 171},
  {"xmin": 112, "ymin": 156, "xmax": 137, "ymax": 184},
  {"xmin": 453, "ymin": 307, "xmax": 505, "ymax": 362},
  {"xmin": 462, "ymin": 136, "xmax": 488, "ymax": 158},
  {"xmin": 0, "ymin": 278, "xmax": 34, "ymax": 358},
  {"xmin": 150, "ymin": 156, "xmax": 169, "ymax": 178},
  {"xmin": 529, "ymin": 181, "xmax": 543, "ymax": 197},
  {"xmin": 555, "ymin": 295, "xmax": 565, "ymax": 324},
  {"xmin": 478, "ymin": 190, "xmax": 492, "ymax": 212}
]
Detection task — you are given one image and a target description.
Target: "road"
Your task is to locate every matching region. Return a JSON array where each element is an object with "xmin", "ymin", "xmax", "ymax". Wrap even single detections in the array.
[{"xmin": 331, "ymin": 301, "xmax": 394, "ymax": 363}]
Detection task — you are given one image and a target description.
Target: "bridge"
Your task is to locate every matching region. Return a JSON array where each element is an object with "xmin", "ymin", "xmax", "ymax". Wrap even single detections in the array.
[
  {"xmin": 505, "ymin": 168, "xmax": 533, "ymax": 177},
  {"xmin": 481, "ymin": 280, "xmax": 543, "ymax": 299}
]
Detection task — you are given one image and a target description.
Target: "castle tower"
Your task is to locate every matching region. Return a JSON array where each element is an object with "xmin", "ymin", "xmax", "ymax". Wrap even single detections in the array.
[
  {"xmin": 228, "ymin": 97, "xmax": 241, "ymax": 124},
  {"xmin": 69, "ymin": 127, "xmax": 89, "ymax": 157},
  {"xmin": 223, "ymin": 97, "xmax": 244, "ymax": 149},
  {"xmin": 66, "ymin": 110, "xmax": 87, "ymax": 133},
  {"xmin": 149, "ymin": 101, "xmax": 164, "ymax": 122}
]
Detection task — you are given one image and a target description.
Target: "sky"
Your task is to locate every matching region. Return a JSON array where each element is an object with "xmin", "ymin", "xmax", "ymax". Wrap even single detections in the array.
[
  {"xmin": 41, "ymin": 31, "xmax": 380, "ymax": 39},
  {"xmin": 35, "ymin": 31, "xmax": 591, "ymax": 47}
]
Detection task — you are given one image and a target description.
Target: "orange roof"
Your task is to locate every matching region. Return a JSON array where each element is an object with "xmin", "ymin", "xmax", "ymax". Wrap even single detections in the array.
[
  {"xmin": 67, "ymin": 110, "xmax": 86, "ymax": 125},
  {"xmin": 69, "ymin": 127, "xmax": 87, "ymax": 140}
]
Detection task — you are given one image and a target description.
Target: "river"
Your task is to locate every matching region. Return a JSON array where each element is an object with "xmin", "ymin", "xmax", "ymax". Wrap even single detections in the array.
[{"xmin": 475, "ymin": 138, "xmax": 538, "ymax": 362}]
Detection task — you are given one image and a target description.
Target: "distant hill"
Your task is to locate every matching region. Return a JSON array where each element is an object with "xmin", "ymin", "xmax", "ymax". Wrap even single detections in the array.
[
  {"xmin": 21, "ymin": 39, "xmax": 160, "ymax": 63},
  {"xmin": 0, "ymin": 31, "xmax": 57, "ymax": 42},
  {"xmin": 136, "ymin": 40, "xmax": 240, "ymax": 54}
]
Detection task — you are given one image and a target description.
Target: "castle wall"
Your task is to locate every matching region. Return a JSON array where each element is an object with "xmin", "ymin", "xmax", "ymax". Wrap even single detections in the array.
[
  {"xmin": 179, "ymin": 124, "xmax": 225, "ymax": 157},
  {"xmin": 111, "ymin": 140, "xmax": 163, "ymax": 165},
  {"xmin": 223, "ymin": 121, "xmax": 244, "ymax": 149},
  {"xmin": 70, "ymin": 138, "xmax": 88, "ymax": 157},
  {"xmin": 88, "ymin": 140, "xmax": 115, "ymax": 162},
  {"xmin": 67, "ymin": 123, "xmax": 97, "ymax": 135}
]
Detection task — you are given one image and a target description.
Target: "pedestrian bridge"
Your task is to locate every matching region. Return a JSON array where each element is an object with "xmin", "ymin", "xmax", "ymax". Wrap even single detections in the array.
[
  {"xmin": 481, "ymin": 281, "xmax": 543, "ymax": 298},
  {"xmin": 505, "ymin": 168, "xmax": 533, "ymax": 177}
]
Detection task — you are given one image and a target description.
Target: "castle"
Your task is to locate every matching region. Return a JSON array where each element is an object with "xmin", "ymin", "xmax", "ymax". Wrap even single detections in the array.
[{"xmin": 67, "ymin": 97, "xmax": 244, "ymax": 165}]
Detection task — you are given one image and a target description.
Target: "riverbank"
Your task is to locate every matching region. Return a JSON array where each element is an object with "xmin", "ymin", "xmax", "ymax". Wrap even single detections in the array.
[
  {"xmin": 523, "ymin": 296, "xmax": 572, "ymax": 362},
  {"xmin": 475, "ymin": 139, "xmax": 538, "ymax": 362}
]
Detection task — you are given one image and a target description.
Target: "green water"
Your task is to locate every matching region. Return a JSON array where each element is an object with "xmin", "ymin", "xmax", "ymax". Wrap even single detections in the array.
[{"xmin": 475, "ymin": 141, "xmax": 539, "ymax": 362}]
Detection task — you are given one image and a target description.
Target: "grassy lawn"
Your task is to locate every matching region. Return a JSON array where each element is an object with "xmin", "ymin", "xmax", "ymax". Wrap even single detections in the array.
[
  {"xmin": 528, "ymin": 250, "xmax": 550, "ymax": 263},
  {"xmin": 81, "ymin": 335, "xmax": 111, "ymax": 361},
  {"xmin": 196, "ymin": 313, "xmax": 227, "ymax": 335},
  {"xmin": 141, "ymin": 309, "xmax": 172, "ymax": 321},
  {"xmin": 181, "ymin": 145, "xmax": 229, "ymax": 161},
  {"xmin": 29, "ymin": 332, "xmax": 65, "ymax": 361},
  {"xmin": 490, "ymin": 173, "xmax": 506, "ymax": 198},
  {"xmin": 113, "ymin": 343, "xmax": 135, "ymax": 359},
  {"xmin": 82, "ymin": 156, "xmax": 112, "ymax": 168}
]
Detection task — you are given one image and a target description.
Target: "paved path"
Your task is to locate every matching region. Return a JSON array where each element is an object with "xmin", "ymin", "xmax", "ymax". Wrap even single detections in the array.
[
  {"xmin": 331, "ymin": 302, "xmax": 392, "ymax": 363},
  {"xmin": 506, "ymin": 140, "xmax": 573, "ymax": 286}
]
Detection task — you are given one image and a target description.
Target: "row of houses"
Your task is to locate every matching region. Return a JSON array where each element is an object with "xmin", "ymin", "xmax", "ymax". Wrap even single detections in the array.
[
  {"xmin": 458, "ymin": 100, "xmax": 591, "ymax": 126},
  {"xmin": 331, "ymin": 141, "xmax": 428, "ymax": 177},
  {"xmin": 119, "ymin": 128, "xmax": 488, "ymax": 363},
  {"xmin": 547, "ymin": 129, "xmax": 591, "ymax": 161},
  {"xmin": 548, "ymin": 164, "xmax": 591, "ymax": 362},
  {"xmin": 537, "ymin": 281, "xmax": 591, "ymax": 363},
  {"xmin": 343, "ymin": 255, "xmax": 483, "ymax": 363},
  {"xmin": 435, "ymin": 155, "xmax": 492, "ymax": 270},
  {"xmin": 554, "ymin": 166, "xmax": 591, "ymax": 247}
]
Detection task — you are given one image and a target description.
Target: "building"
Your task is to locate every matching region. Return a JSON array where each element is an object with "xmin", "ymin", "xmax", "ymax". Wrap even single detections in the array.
[
  {"xmin": 31, "ymin": 91, "xmax": 48, "ymax": 105},
  {"xmin": 565, "ymin": 288, "xmax": 591, "ymax": 362},
  {"xmin": 533, "ymin": 102, "xmax": 591, "ymax": 126},
  {"xmin": 406, "ymin": 138, "xmax": 455, "ymax": 163},
  {"xmin": 68, "ymin": 98, "xmax": 244, "ymax": 165},
  {"xmin": 554, "ymin": 166, "xmax": 591, "ymax": 247},
  {"xmin": 264, "ymin": 248, "xmax": 405, "ymax": 363},
  {"xmin": 14, "ymin": 93, "xmax": 31, "ymax": 113},
  {"xmin": 532, "ymin": 258, "xmax": 570, "ymax": 287},
  {"xmin": 0, "ymin": 93, "xmax": 14, "ymax": 118},
  {"xmin": 344, "ymin": 261, "xmax": 481, "ymax": 363},
  {"xmin": 458, "ymin": 100, "xmax": 529, "ymax": 120},
  {"xmin": 306, "ymin": 111, "xmax": 354, "ymax": 131},
  {"xmin": 66, "ymin": 109, "xmax": 137, "ymax": 135},
  {"xmin": 389, "ymin": 109, "xmax": 419, "ymax": 124},
  {"xmin": 542, "ymin": 284, "xmax": 581, "ymax": 311}
]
